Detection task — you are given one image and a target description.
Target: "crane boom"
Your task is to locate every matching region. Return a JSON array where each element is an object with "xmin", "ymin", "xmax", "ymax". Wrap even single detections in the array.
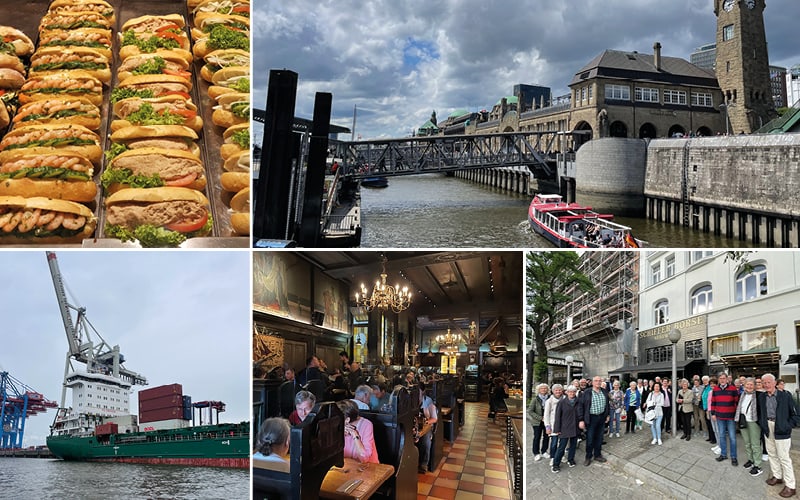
[{"xmin": 45, "ymin": 252, "xmax": 147, "ymax": 412}]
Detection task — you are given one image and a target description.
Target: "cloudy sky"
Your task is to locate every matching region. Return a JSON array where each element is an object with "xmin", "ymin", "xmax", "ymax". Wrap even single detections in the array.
[
  {"xmin": 254, "ymin": 0, "xmax": 800, "ymax": 140},
  {"xmin": 0, "ymin": 251, "xmax": 250, "ymax": 446}
]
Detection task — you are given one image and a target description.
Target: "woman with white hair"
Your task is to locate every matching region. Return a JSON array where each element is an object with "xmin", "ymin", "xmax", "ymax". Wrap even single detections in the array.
[
  {"xmin": 529, "ymin": 383, "xmax": 551, "ymax": 461},
  {"xmin": 551, "ymin": 385, "xmax": 581, "ymax": 472},
  {"xmin": 543, "ymin": 384, "xmax": 565, "ymax": 465}
]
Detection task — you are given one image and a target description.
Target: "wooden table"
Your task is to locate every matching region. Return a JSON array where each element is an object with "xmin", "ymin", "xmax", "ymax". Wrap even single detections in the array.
[{"xmin": 320, "ymin": 457, "xmax": 395, "ymax": 500}]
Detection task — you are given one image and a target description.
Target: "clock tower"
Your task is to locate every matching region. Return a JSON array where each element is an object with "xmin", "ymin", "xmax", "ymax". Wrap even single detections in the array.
[{"xmin": 714, "ymin": 0, "xmax": 776, "ymax": 133}]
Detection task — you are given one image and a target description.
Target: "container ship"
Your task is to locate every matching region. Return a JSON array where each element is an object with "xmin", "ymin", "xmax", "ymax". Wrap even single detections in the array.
[
  {"xmin": 47, "ymin": 383, "xmax": 249, "ymax": 469},
  {"xmin": 44, "ymin": 252, "xmax": 249, "ymax": 468}
]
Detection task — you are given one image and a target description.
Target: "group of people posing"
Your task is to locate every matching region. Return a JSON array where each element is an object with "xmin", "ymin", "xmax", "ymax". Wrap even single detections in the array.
[{"xmin": 530, "ymin": 372, "xmax": 799, "ymax": 497}]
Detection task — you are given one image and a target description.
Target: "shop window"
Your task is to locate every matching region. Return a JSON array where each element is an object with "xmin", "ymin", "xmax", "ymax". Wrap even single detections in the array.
[
  {"xmin": 735, "ymin": 264, "xmax": 767, "ymax": 302},
  {"xmin": 685, "ymin": 339, "xmax": 703, "ymax": 359},
  {"xmin": 691, "ymin": 285, "xmax": 713, "ymax": 314}
]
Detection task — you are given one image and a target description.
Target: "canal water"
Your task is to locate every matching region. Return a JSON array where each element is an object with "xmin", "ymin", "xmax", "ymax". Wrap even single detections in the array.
[
  {"xmin": 0, "ymin": 458, "xmax": 249, "ymax": 499},
  {"xmin": 360, "ymin": 174, "xmax": 760, "ymax": 248}
]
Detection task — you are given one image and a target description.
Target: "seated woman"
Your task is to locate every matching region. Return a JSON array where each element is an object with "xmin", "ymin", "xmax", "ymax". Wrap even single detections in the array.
[
  {"xmin": 336, "ymin": 399, "xmax": 379, "ymax": 464},
  {"xmin": 253, "ymin": 417, "xmax": 291, "ymax": 462},
  {"xmin": 289, "ymin": 390, "xmax": 316, "ymax": 426}
]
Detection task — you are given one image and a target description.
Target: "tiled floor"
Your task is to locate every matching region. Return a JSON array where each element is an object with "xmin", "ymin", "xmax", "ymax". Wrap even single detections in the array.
[{"xmin": 417, "ymin": 401, "xmax": 513, "ymax": 500}]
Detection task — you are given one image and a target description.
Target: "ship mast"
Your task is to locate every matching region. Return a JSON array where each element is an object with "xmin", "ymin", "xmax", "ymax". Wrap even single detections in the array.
[{"xmin": 45, "ymin": 252, "xmax": 147, "ymax": 411}]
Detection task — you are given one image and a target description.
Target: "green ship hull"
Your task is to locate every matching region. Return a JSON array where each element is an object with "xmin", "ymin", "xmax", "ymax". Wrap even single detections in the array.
[{"xmin": 46, "ymin": 422, "xmax": 250, "ymax": 469}]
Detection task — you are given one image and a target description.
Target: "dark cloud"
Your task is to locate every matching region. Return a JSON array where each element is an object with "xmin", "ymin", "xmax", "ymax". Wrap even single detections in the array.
[{"xmin": 254, "ymin": 0, "xmax": 800, "ymax": 138}]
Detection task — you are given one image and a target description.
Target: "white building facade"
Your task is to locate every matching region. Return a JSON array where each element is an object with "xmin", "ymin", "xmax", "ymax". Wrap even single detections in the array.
[{"xmin": 639, "ymin": 250, "xmax": 799, "ymax": 393}]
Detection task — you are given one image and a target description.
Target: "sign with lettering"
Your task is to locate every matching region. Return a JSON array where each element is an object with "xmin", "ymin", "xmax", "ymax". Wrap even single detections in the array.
[{"xmin": 548, "ymin": 357, "xmax": 584, "ymax": 367}]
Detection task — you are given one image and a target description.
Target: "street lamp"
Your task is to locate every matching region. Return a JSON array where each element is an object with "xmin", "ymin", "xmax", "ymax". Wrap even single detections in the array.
[
  {"xmin": 565, "ymin": 355, "xmax": 574, "ymax": 384},
  {"xmin": 719, "ymin": 103, "xmax": 730, "ymax": 135},
  {"xmin": 668, "ymin": 328, "xmax": 682, "ymax": 438}
]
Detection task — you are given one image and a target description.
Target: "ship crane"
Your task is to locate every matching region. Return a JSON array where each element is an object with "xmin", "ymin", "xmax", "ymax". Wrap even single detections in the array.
[
  {"xmin": 45, "ymin": 252, "xmax": 147, "ymax": 432},
  {"xmin": 0, "ymin": 372, "xmax": 58, "ymax": 449}
]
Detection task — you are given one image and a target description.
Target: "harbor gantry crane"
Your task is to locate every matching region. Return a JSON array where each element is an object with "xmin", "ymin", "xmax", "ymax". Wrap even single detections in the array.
[
  {"xmin": 45, "ymin": 252, "xmax": 147, "ymax": 433},
  {"xmin": 0, "ymin": 371, "xmax": 57, "ymax": 449}
]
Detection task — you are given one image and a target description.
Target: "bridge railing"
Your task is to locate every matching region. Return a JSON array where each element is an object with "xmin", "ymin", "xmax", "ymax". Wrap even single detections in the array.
[{"xmin": 322, "ymin": 213, "xmax": 360, "ymax": 235}]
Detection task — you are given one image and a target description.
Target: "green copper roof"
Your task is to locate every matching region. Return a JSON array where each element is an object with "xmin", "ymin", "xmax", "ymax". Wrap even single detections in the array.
[
  {"xmin": 419, "ymin": 120, "xmax": 438, "ymax": 130},
  {"xmin": 755, "ymin": 106, "xmax": 800, "ymax": 134},
  {"xmin": 495, "ymin": 96, "xmax": 518, "ymax": 106},
  {"xmin": 448, "ymin": 108, "xmax": 470, "ymax": 119}
]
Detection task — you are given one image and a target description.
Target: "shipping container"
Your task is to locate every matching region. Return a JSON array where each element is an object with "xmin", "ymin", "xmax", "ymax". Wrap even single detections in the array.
[
  {"xmin": 139, "ymin": 419, "xmax": 191, "ymax": 432},
  {"xmin": 139, "ymin": 407, "xmax": 185, "ymax": 423},
  {"xmin": 183, "ymin": 395, "xmax": 193, "ymax": 421},
  {"xmin": 138, "ymin": 384, "xmax": 183, "ymax": 401},
  {"xmin": 94, "ymin": 423, "xmax": 118, "ymax": 436},
  {"xmin": 138, "ymin": 394, "xmax": 184, "ymax": 412}
]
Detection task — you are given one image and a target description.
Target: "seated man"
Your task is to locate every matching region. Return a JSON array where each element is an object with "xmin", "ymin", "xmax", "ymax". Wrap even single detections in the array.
[
  {"xmin": 369, "ymin": 383, "xmax": 391, "ymax": 412},
  {"xmin": 289, "ymin": 390, "xmax": 315, "ymax": 426},
  {"xmin": 415, "ymin": 383, "xmax": 438, "ymax": 474},
  {"xmin": 351, "ymin": 384, "xmax": 372, "ymax": 410}
]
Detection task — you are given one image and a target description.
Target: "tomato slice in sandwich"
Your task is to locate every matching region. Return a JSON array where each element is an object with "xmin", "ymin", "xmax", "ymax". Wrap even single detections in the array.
[
  {"xmin": 164, "ymin": 90, "xmax": 191, "ymax": 100},
  {"xmin": 165, "ymin": 210, "xmax": 208, "ymax": 233},
  {"xmin": 163, "ymin": 68, "xmax": 192, "ymax": 79},
  {"xmin": 164, "ymin": 172, "xmax": 197, "ymax": 188},
  {"xmin": 156, "ymin": 31, "xmax": 184, "ymax": 44}
]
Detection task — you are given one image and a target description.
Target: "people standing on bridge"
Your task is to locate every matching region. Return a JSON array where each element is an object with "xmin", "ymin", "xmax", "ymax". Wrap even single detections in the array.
[
  {"xmin": 735, "ymin": 377, "xmax": 763, "ymax": 477},
  {"xmin": 577, "ymin": 375, "xmax": 610, "ymax": 466},
  {"xmin": 758, "ymin": 373, "xmax": 800, "ymax": 497},
  {"xmin": 711, "ymin": 372, "xmax": 740, "ymax": 466},
  {"xmin": 624, "ymin": 381, "xmax": 641, "ymax": 434},
  {"xmin": 608, "ymin": 380, "xmax": 624, "ymax": 438},
  {"xmin": 543, "ymin": 383, "xmax": 564, "ymax": 466}
]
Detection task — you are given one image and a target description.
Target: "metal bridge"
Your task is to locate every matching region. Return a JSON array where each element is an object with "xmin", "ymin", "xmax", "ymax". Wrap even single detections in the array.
[{"xmin": 253, "ymin": 108, "xmax": 565, "ymax": 180}]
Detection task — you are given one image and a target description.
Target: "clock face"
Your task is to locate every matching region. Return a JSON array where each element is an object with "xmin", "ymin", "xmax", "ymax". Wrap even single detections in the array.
[
  {"xmin": 723, "ymin": 0, "xmax": 735, "ymax": 11},
  {"xmin": 746, "ymin": 0, "xmax": 755, "ymax": 9}
]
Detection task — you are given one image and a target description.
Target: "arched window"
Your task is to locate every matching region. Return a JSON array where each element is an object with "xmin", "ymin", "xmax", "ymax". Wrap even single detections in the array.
[
  {"xmin": 735, "ymin": 264, "xmax": 767, "ymax": 303},
  {"xmin": 691, "ymin": 285, "xmax": 713, "ymax": 314},
  {"xmin": 654, "ymin": 300, "xmax": 669, "ymax": 325}
]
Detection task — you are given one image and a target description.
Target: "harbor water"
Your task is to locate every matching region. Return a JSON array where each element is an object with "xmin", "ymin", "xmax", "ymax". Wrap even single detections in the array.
[
  {"xmin": 0, "ymin": 458, "xmax": 249, "ymax": 500},
  {"xmin": 360, "ymin": 174, "xmax": 760, "ymax": 248}
]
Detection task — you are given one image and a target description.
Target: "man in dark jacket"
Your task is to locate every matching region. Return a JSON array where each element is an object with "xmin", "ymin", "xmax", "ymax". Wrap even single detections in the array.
[
  {"xmin": 758, "ymin": 373, "xmax": 800, "ymax": 498},
  {"xmin": 577, "ymin": 375, "xmax": 610, "ymax": 466}
]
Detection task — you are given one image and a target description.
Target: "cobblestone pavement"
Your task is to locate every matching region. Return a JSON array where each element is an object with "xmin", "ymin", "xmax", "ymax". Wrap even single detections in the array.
[{"xmin": 528, "ymin": 422, "xmax": 800, "ymax": 499}]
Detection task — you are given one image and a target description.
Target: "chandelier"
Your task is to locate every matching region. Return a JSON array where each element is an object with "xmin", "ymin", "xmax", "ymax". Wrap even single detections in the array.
[
  {"xmin": 355, "ymin": 257, "xmax": 412, "ymax": 313},
  {"xmin": 436, "ymin": 328, "xmax": 463, "ymax": 356}
]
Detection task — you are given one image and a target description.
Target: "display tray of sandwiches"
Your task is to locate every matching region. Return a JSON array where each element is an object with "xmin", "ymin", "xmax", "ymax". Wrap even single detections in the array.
[{"xmin": 0, "ymin": 0, "xmax": 250, "ymax": 247}]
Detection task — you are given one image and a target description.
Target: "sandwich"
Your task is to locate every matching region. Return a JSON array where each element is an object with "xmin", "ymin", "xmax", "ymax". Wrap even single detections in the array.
[
  {"xmin": 0, "ymin": 124, "xmax": 102, "ymax": 166},
  {"xmin": 220, "ymin": 171, "xmax": 248, "ymax": 193},
  {"xmin": 102, "ymin": 147, "xmax": 206, "ymax": 192},
  {"xmin": 0, "ymin": 52, "xmax": 25, "ymax": 90},
  {"xmin": 191, "ymin": 18, "xmax": 249, "ymax": 59},
  {"xmin": 37, "ymin": 28, "xmax": 113, "ymax": 60},
  {"xmin": 200, "ymin": 48, "xmax": 249, "ymax": 83},
  {"xmin": 39, "ymin": 11, "xmax": 113, "ymax": 32},
  {"xmin": 0, "ymin": 26, "xmax": 34, "ymax": 57},
  {"xmin": 220, "ymin": 123, "xmax": 249, "ymax": 161},
  {"xmin": 208, "ymin": 65, "xmax": 249, "ymax": 100},
  {"xmin": 107, "ymin": 125, "xmax": 199, "ymax": 160},
  {"xmin": 0, "ymin": 150, "xmax": 97, "ymax": 202},
  {"xmin": 211, "ymin": 92, "xmax": 248, "ymax": 128},
  {"xmin": 19, "ymin": 71, "xmax": 103, "ymax": 106},
  {"xmin": 115, "ymin": 73, "xmax": 192, "ymax": 99},
  {"xmin": 229, "ymin": 212, "xmax": 249, "ymax": 236},
  {"xmin": 29, "ymin": 47, "xmax": 111, "ymax": 85},
  {"xmin": 120, "ymin": 14, "xmax": 192, "ymax": 63},
  {"xmin": 117, "ymin": 51, "xmax": 192, "ymax": 82},
  {"xmin": 12, "ymin": 97, "xmax": 101, "ymax": 131},
  {"xmin": 47, "ymin": 0, "xmax": 115, "ymax": 24},
  {"xmin": 104, "ymin": 186, "xmax": 212, "ymax": 247},
  {"xmin": 192, "ymin": 0, "xmax": 249, "ymax": 20},
  {"xmin": 223, "ymin": 149, "xmax": 249, "ymax": 172},
  {"xmin": 0, "ymin": 195, "xmax": 96, "ymax": 244},
  {"xmin": 190, "ymin": 13, "xmax": 249, "ymax": 42},
  {"xmin": 111, "ymin": 95, "xmax": 202, "ymax": 133}
]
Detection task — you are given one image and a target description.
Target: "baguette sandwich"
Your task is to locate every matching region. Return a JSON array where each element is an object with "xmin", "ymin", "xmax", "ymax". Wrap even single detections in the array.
[
  {"xmin": 104, "ymin": 186, "xmax": 212, "ymax": 247},
  {"xmin": 0, "ymin": 124, "xmax": 102, "ymax": 165},
  {"xmin": 0, "ymin": 195, "xmax": 96, "ymax": 244},
  {"xmin": 102, "ymin": 147, "xmax": 206, "ymax": 192},
  {"xmin": 0, "ymin": 150, "xmax": 97, "ymax": 202}
]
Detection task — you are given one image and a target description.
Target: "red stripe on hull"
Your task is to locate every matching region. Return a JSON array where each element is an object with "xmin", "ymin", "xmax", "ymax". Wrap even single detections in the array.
[{"xmin": 90, "ymin": 457, "xmax": 249, "ymax": 469}]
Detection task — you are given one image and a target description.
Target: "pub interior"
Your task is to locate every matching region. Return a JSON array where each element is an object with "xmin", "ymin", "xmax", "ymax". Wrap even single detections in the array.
[{"xmin": 252, "ymin": 251, "xmax": 524, "ymax": 500}]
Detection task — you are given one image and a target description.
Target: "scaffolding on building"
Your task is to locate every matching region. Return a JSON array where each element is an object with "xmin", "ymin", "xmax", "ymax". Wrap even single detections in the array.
[{"xmin": 546, "ymin": 252, "xmax": 639, "ymax": 364}]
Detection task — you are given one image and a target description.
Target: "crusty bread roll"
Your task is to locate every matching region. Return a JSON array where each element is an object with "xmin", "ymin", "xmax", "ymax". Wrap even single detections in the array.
[
  {"xmin": 29, "ymin": 47, "xmax": 111, "ymax": 85},
  {"xmin": 220, "ymin": 171, "xmax": 248, "ymax": 193},
  {"xmin": 19, "ymin": 71, "xmax": 103, "ymax": 106},
  {"xmin": 230, "ymin": 212, "xmax": 249, "ymax": 236},
  {"xmin": 12, "ymin": 97, "xmax": 101, "ymax": 131},
  {"xmin": 0, "ymin": 177, "xmax": 97, "ymax": 202},
  {"xmin": 230, "ymin": 187, "xmax": 249, "ymax": 213},
  {"xmin": 0, "ymin": 124, "xmax": 102, "ymax": 166},
  {"xmin": 0, "ymin": 27, "xmax": 34, "ymax": 56},
  {"xmin": 0, "ymin": 195, "xmax": 96, "ymax": 244}
]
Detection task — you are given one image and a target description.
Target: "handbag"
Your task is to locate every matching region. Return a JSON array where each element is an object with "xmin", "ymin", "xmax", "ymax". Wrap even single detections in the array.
[
  {"xmin": 739, "ymin": 399, "xmax": 752, "ymax": 429},
  {"xmin": 644, "ymin": 406, "xmax": 656, "ymax": 424},
  {"xmin": 634, "ymin": 408, "xmax": 644, "ymax": 421}
]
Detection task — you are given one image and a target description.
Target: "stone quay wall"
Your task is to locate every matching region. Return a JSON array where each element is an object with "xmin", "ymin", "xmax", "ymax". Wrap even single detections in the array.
[{"xmin": 574, "ymin": 138, "xmax": 648, "ymax": 217}]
